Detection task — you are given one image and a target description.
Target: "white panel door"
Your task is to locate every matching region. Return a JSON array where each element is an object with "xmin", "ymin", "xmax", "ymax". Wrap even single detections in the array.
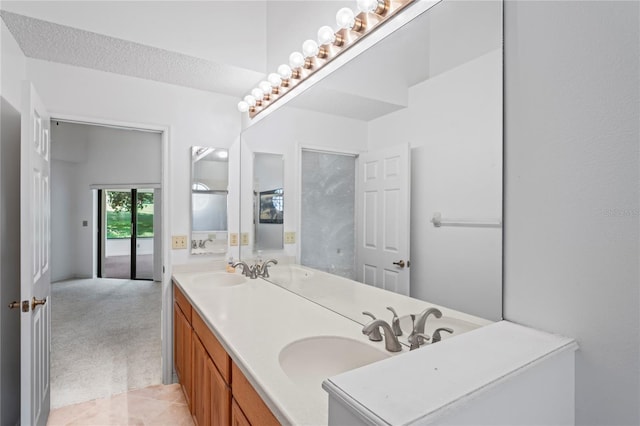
[
  {"xmin": 357, "ymin": 143, "xmax": 411, "ymax": 295},
  {"xmin": 21, "ymin": 82, "xmax": 51, "ymax": 426}
]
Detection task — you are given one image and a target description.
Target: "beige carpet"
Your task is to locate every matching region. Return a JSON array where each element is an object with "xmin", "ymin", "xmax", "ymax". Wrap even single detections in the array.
[{"xmin": 51, "ymin": 278, "xmax": 162, "ymax": 409}]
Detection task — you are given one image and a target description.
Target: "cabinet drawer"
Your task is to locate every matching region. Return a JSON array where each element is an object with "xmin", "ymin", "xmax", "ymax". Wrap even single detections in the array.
[
  {"xmin": 231, "ymin": 362, "xmax": 280, "ymax": 426},
  {"xmin": 173, "ymin": 283, "xmax": 192, "ymax": 324},
  {"xmin": 192, "ymin": 310, "xmax": 231, "ymax": 384}
]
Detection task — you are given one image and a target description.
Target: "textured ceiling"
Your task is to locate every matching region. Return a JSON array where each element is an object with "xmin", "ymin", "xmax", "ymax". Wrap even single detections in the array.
[
  {"xmin": 0, "ymin": 10, "xmax": 265, "ymax": 97},
  {"xmin": 0, "ymin": 1, "xmax": 268, "ymax": 71}
]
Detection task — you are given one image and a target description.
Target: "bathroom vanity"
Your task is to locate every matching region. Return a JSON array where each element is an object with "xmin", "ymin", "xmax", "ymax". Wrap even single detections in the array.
[{"xmin": 172, "ymin": 267, "xmax": 577, "ymax": 425}]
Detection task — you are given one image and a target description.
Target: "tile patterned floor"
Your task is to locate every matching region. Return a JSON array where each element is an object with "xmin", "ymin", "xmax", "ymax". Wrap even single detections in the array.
[{"xmin": 47, "ymin": 383, "xmax": 194, "ymax": 426}]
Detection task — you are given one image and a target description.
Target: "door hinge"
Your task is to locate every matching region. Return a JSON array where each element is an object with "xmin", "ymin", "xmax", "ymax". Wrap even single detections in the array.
[{"xmin": 22, "ymin": 300, "xmax": 30, "ymax": 312}]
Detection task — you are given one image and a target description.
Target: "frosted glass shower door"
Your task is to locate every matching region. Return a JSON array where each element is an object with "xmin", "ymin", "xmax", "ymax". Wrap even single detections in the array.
[{"xmin": 300, "ymin": 150, "xmax": 356, "ymax": 279}]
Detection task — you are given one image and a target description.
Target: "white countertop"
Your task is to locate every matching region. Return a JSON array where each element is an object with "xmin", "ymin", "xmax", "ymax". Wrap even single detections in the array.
[
  {"xmin": 323, "ymin": 320, "xmax": 578, "ymax": 425},
  {"xmin": 173, "ymin": 266, "xmax": 494, "ymax": 425},
  {"xmin": 173, "ymin": 267, "xmax": 577, "ymax": 425}
]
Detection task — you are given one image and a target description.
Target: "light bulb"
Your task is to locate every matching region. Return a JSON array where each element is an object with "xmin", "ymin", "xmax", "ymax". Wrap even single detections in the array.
[
  {"xmin": 237, "ymin": 101, "xmax": 249, "ymax": 112},
  {"xmin": 289, "ymin": 51, "xmax": 305, "ymax": 69},
  {"xmin": 268, "ymin": 73, "xmax": 282, "ymax": 87},
  {"xmin": 244, "ymin": 95, "xmax": 256, "ymax": 107},
  {"xmin": 277, "ymin": 64, "xmax": 292, "ymax": 79},
  {"xmin": 302, "ymin": 39, "xmax": 319, "ymax": 58},
  {"xmin": 357, "ymin": 0, "xmax": 380, "ymax": 13},
  {"xmin": 251, "ymin": 88, "xmax": 264, "ymax": 100},
  {"xmin": 317, "ymin": 26, "xmax": 336, "ymax": 45},
  {"xmin": 258, "ymin": 81, "xmax": 272, "ymax": 93},
  {"xmin": 336, "ymin": 7, "xmax": 355, "ymax": 29}
]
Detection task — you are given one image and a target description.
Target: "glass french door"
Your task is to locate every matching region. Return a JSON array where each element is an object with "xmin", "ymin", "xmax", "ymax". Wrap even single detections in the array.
[{"xmin": 98, "ymin": 188, "xmax": 154, "ymax": 280}]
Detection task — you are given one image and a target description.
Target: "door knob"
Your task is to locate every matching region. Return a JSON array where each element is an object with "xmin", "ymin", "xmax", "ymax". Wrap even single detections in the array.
[
  {"xmin": 392, "ymin": 260, "xmax": 405, "ymax": 268},
  {"xmin": 31, "ymin": 297, "xmax": 47, "ymax": 311},
  {"xmin": 8, "ymin": 301, "xmax": 20, "ymax": 309}
]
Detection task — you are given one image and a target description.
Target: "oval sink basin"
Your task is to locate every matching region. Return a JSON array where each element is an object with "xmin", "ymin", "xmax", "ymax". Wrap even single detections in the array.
[
  {"xmin": 191, "ymin": 272, "xmax": 247, "ymax": 287},
  {"xmin": 279, "ymin": 336, "xmax": 390, "ymax": 388}
]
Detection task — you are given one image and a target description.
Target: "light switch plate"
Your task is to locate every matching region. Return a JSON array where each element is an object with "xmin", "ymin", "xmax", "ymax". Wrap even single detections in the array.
[
  {"xmin": 172, "ymin": 235, "xmax": 188, "ymax": 250},
  {"xmin": 284, "ymin": 232, "xmax": 296, "ymax": 244},
  {"xmin": 229, "ymin": 233, "xmax": 239, "ymax": 246},
  {"xmin": 241, "ymin": 233, "xmax": 249, "ymax": 246}
]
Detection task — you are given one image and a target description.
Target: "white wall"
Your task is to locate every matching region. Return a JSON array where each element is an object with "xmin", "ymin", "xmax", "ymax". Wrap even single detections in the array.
[
  {"xmin": 50, "ymin": 122, "xmax": 161, "ymax": 281},
  {"xmin": 50, "ymin": 159, "xmax": 78, "ymax": 281},
  {"xmin": 368, "ymin": 49, "xmax": 503, "ymax": 320},
  {"xmin": 503, "ymin": 2, "xmax": 639, "ymax": 425},
  {"xmin": 241, "ymin": 106, "xmax": 367, "ymax": 260},
  {"xmin": 25, "ymin": 58, "xmax": 242, "ymax": 266},
  {"xmin": 0, "ymin": 18, "xmax": 26, "ymax": 426}
]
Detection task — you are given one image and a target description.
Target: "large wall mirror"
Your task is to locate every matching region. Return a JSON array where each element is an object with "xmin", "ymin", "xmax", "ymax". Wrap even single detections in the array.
[
  {"xmin": 191, "ymin": 146, "xmax": 229, "ymax": 255},
  {"xmin": 240, "ymin": 0, "xmax": 503, "ymax": 322}
]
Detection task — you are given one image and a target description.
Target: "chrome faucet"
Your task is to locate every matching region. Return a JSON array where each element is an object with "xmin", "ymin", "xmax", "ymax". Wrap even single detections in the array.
[
  {"xmin": 362, "ymin": 319, "xmax": 402, "ymax": 352},
  {"xmin": 409, "ymin": 307, "xmax": 442, "ymax": 346},
  {"xmin": 232, "ymin": 261, "xmax": 257, "ymax": 279},
  {"xmin": 362, "ymin": 312, "xmax": 382, "ymax": 341},
  {"xmin": 258, "ymin": 259, "xmax": 278, "ymax": 278}
]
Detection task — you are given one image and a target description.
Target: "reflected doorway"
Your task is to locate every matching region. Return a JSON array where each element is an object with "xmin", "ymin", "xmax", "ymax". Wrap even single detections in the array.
[{"xmin": 98, "ymin": 188, "xmax": 156, "ymax": 280}]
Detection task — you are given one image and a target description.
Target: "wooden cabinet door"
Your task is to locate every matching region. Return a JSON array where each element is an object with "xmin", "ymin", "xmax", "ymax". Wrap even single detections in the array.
[
  {"xmin": 208, "ymin": 356, "xmax": 231, "ymax": 426},
  {"xmin": 231, "ymin": 399, "xmax": 251, "ymax": 426},
  {"xmin": 194, "ymin": 334, "xmax": 231, "ymax": 426},
  {"xmin": 192, "ymin": 336, "xmax": 208, "ymax": 425},
  {"xmin": 174, "ymin": 303, "xmax": 193, "ymax": 411}
]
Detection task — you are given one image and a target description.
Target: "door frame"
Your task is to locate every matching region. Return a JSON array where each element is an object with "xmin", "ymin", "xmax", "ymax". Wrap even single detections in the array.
[{"xmin": 50, "ymin": 113, "xmax": 173, "ymax": 384}]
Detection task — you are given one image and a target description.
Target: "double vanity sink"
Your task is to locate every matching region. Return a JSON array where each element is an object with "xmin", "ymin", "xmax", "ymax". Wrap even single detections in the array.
[
  {"xmin": 172, "ymin": 266, "xmax": 577, "ymax": 425},
  {"xmin": 172, "ymin": 266, "xmax": 487, "ymax": 425}
]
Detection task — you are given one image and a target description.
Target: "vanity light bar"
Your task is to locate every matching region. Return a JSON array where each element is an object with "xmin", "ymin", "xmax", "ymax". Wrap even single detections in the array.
[{"xmin": 237, "ymin": 0, "xmax": 415, "ymax": 118}]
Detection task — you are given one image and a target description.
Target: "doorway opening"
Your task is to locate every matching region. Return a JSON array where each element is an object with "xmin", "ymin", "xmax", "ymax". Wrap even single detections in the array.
[
  {"xmin": 49, "ymin": 119, "xmax": 165, "ymax": 409},
  {"xmin": 98, "ymin": 188, "xmax": 157, "ymax": 280}
]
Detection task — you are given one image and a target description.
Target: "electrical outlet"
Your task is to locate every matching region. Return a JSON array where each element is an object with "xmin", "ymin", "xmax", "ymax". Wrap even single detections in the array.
[
  {"xmin": 172, "ymin": 235, "xmax": 188, "ymax": 249},
  {"xmin": 241, "ymin": 233, "xmax": 249, "ymax": 246},
  {"xmin": 229, "ymin": 233, "xmax": 239, "ymax": 246},
  {"xmin": 284, "ymin": 232, "xmax": 296, "ymax": 244}
]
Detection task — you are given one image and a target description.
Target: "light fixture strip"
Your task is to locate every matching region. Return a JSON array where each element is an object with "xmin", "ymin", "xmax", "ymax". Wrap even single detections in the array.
[{"xmin": 243, "ymin": 0, "xmax": 415, "ymax": 118}]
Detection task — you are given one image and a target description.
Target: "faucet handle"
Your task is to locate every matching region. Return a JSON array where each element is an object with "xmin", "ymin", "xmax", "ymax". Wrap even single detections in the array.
[
  {"xmin": 386, "ymin": 306, "xmax": 403, "ymax": 336},
  {"xmin": 408, "ymin": 333, "xmax": 431, "ymax": 350},
  {"xmin": 432, "ymin": 327, "xmax": 454, "ymax": 343},
  {"xmin": 362, "ymin": 312, "xmax": 382, "ymax": 341}
]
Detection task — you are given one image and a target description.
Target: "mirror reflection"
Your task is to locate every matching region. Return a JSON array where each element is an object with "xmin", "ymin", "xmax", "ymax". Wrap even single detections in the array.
[
  {"xmin": 191, "ymin": 146, "xmax": 229, "ymax": 255},
  {"xmin": 240, "ymin": 0, "xmax": 503, "ymax": 323}
]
